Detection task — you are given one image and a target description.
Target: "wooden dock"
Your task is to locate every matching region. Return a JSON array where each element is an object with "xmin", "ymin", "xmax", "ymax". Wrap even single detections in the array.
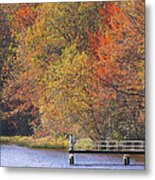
[{"xmin": 68, "ymin": 135, "xmax": 145, "ymax": 166}]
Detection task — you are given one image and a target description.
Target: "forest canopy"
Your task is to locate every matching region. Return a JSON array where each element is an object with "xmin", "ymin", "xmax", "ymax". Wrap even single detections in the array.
[{"xmin": 0, "ymin": 1, "xmax": 145, "ymax": 141}]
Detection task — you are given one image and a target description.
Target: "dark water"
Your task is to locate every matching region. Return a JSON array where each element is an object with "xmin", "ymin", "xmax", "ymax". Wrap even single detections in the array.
[{"xmin": 0, "ymin": 145, "xmax": 144, "ymax": 170}]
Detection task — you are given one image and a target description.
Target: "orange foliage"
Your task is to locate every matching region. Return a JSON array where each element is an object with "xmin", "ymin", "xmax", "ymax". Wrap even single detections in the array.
[
  {"xmin": 88, "ymin": 2, "xmax": 144, "ymax": 104},
  {"xmin": 11, "ymin": 4, "xmax": 37, "ymax": 35}
]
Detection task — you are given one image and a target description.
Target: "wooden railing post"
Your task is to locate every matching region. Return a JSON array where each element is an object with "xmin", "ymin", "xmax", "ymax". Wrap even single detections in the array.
[
  {"xmin": 69, "ymin": 134, "xmax": 75, "ymax": 165},
  {"xmin": 69, "ymin": 134, "xmax": 75, "ymax": 151}
]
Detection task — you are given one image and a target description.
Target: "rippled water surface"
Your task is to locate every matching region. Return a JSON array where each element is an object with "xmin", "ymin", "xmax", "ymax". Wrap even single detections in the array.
[{"xmin": 1, "ymin": 145, "xmax": 144, "ymax": 170}]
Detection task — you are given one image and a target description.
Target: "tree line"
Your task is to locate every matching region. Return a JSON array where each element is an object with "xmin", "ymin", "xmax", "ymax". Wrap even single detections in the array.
[{"xmin": 0, "ymin": 1, "xmax": 145, "ymax": 140}]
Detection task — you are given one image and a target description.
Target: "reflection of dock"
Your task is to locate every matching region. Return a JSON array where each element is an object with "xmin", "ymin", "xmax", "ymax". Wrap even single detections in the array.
[{"xmin": 68, "ymin": 135, "xmax": 145, "ymax": 166}]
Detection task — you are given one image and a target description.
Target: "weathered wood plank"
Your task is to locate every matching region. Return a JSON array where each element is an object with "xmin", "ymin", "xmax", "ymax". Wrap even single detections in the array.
[{"xmin": 69, "ymin": 150, "xmax": 145, "ymax": 154}]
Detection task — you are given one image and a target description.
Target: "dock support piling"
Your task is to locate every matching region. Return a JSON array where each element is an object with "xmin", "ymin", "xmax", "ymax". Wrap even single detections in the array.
[
  {"xmin": 123, "ymin": 154, "xmax": 130, "ymax": 165},
  {"xmin": 69, "ymin": 153, "xmax": 74, "ymax": 165}
]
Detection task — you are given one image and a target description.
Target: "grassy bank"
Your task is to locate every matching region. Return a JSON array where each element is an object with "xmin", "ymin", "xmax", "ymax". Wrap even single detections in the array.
[
  {"xmin": 0, "ymin": 136, "xmax": 68, "ymax": 149},
  {"xmin": 0, "ymin": 136, "xmax": 93, "ymax": 150}
]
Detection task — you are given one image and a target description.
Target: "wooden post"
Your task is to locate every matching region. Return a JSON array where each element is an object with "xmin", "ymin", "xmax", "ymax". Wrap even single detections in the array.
[
  {"xmin": 69, "ymin": 153, "xmax": 74, "ymax": 165},
  {"xmin": 123, "ymin": 154, "xmax": 130, "ymax": 165},
  {"xmin": 69, "ymin": 134, "xmax": 75, "ymax": 151},
  {"xmin": 69, "ymin": 134, "xmax": 75, "ymax": 165},
  {"xmin": 106, "ymin": 137, "xmax": 110, "ymax": 150}
]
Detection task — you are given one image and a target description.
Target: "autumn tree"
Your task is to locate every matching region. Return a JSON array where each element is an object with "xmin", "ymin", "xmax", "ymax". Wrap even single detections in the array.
[
  {"xmin": 0, "ymin": 5, "xmax": 18, "ymax": 135},
  {"xmin": 88, "ymin": 1, "xmax": 145, "ymax": 140},
  {"xmin": 0, "ymin": 4, "xmax": 41, "ymax": 136},
  {"xmin": 0, "ymin": 2, "xmax": 145, "ymax": 140},
  {"xmin": 0, "ymin": 5, "xmax": 16, "ymax": 94},
  {"xmin": 14, "ymin": 2, "xmax": 104, "ymax": 139}
]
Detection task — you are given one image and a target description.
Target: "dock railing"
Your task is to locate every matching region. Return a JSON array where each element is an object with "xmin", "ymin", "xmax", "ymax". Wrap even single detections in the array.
[
  {"xmin": 68, "ymin": 135, "xmax": 145, "ymax": 165},
  {"xmin": 91, "ymin": 140, "xmax": 145, "ymax": 152}
]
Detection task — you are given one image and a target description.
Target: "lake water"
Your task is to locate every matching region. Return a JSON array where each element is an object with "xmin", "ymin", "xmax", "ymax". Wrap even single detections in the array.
[{"xmin": 0, "ymin": 145, "xmax": 144, "ymax": 170}]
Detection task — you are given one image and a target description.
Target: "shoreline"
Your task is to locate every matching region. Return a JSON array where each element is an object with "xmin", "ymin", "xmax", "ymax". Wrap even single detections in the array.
[
  {"xmin": 0, "ymin": 136, "xmax": 68, "ymax": 149},
  {"xmin": 0, "ymin": 136, "xmax": 93, "ymax": 150}
]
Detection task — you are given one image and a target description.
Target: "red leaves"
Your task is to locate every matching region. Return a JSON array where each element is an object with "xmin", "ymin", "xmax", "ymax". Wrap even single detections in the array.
[
  {"xmin": 98, "ymin": 2, "xmax": 125, "ymax": 32},
  {"xmin": 88, "ymin": 2, "xmax": 143, "ymax": 103},
  {"xmin": 11, "ymin": 4, "xmax": 37, "ymax": 34}
]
